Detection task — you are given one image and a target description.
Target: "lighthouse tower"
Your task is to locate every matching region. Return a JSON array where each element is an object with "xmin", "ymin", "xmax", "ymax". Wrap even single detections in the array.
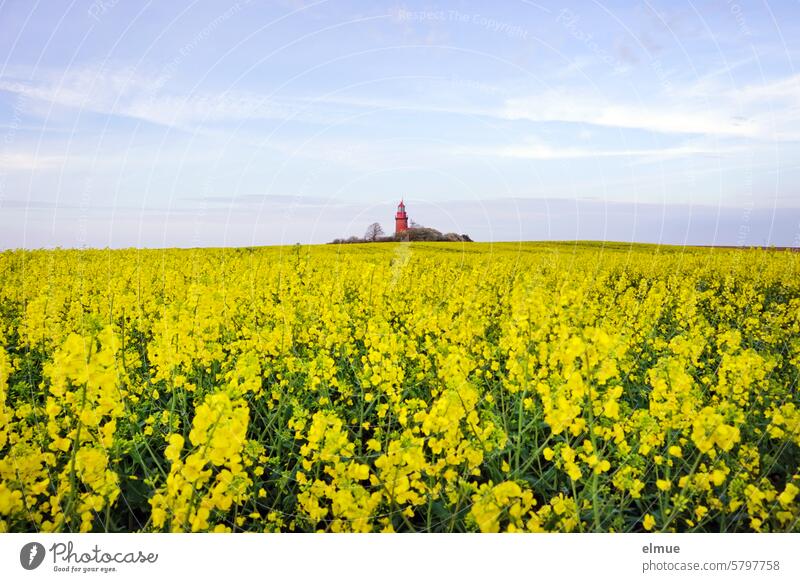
[{"xmin": 395, "ymin": 200, "xmax": 409, "ymax": 235}]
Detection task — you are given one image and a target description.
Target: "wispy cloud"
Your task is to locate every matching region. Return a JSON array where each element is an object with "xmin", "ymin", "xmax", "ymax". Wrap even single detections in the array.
[
  {"xmin": 0, "ymin": 65, "xmax": 347, "ymax": 131},
  {"xmin": 501, "ymin": 91, "xmax": 761, "ymax": 139},
  {"xmin": 284, "ymin": 76, "xmax": 800, "ymax": 141},
  {"xmin": 0, "ymin": 152, "xmax": 71, "ymax": 170},
  {"xmin": 454, "ymin": 140, "xmax": 740, "ymax": 161},
  {"xmin": 180, "ymin": 193, "xmax": 340, "ymax": 206},
  {"xmin": 3, "ymin": 63, "xmax": 799, "ymax": 143}
]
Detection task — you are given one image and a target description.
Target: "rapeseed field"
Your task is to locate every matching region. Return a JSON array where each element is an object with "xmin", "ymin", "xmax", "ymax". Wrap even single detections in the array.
[{"xmin": 0, "ymin": 242, "xmax": 798, "ymax": 532}]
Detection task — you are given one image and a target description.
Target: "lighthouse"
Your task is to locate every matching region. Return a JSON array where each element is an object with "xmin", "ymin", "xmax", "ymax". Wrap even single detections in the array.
[{"xmin": 395, "ymin": 200, "xmax": 409, "ymax": 235}]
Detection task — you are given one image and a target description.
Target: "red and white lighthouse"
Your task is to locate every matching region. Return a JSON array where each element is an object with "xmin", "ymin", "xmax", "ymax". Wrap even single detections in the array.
[{"xmin": 394, "ymin": 200, "xmax": 409, "ymax": 234}]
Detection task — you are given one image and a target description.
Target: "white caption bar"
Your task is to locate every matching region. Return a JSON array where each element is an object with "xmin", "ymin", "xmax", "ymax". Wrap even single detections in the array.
[{"xmin": 1, "ymin": 533, "xmax": 797, "ymax": 581}]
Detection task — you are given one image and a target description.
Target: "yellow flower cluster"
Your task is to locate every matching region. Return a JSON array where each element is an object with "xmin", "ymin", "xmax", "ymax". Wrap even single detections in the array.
[
  {"xmin": 296, "ymin": 411, "xmax": 380, "ymax": 532},
  {"xmin": 150, "ymin": 391, "xmax": 256, "ymax": 532},
  {"xmin": 0, "ymin": 242, "xmax": 798, "ymax": 532}
]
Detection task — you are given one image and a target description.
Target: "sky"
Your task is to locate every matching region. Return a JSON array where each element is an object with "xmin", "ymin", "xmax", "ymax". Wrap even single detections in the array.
[{"xmin": 1, "ymin": 0, "xmax": 799, "ymax": 248}]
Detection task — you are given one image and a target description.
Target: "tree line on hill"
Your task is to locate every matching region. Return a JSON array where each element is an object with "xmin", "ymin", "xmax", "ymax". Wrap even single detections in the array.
[{"xmin": 330, "ymin": 222, "xmax": 473, "ymax": 244}]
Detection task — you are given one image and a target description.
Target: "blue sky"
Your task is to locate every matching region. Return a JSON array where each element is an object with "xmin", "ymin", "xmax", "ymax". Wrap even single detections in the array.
[{"xmin": 1, "ymin": 0, "xmax": 799, "ymax": 247}]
